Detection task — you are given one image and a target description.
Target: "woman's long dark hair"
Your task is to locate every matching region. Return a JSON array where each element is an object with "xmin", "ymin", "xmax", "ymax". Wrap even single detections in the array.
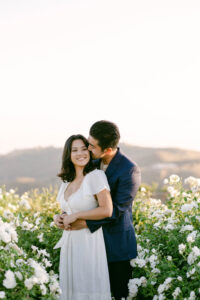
[{"xmin": 57, "ymin": 134, "xmax": 95, "ymax": 182}]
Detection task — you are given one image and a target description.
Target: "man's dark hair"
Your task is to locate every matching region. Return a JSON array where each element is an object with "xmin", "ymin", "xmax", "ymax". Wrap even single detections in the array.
[
  {"xmin": 57, "ymin": 134, "xmax": 95, "ymax": 182},
  {"xmin": 89, "ymin": 120, "xmax": 120, "ymax": 150}
]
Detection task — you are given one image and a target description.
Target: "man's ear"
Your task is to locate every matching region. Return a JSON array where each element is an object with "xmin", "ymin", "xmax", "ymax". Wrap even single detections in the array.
[{"xmin": 103, "ymin": 148, "xmax": 113, "ymax": 155}]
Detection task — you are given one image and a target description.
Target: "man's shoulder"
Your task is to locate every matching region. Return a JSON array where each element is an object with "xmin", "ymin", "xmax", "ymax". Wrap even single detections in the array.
[{"xmin": 118, "ymin": 150, "xmax": 139, "ymax": 171}]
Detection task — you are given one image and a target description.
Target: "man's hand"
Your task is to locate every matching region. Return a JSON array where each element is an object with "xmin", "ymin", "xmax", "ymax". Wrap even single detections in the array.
[{"xmin": 69, "ymin": 219, "xmax": 88, "ymax": 230}]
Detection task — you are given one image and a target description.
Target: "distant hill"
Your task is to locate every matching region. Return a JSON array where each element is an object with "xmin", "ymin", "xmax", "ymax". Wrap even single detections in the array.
[{"xmin": 1, "ymin": 144, "xmax": 200, "ymax": 195}]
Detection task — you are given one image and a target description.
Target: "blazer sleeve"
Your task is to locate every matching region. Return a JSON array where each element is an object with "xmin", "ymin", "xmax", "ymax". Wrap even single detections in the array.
[{"xmin": 86, "ymin": 164, "xmax": 141, "ymax": 233}]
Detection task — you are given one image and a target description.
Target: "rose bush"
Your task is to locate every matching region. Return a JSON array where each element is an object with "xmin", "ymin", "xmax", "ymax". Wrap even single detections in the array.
[
  {"xmin": 130, "ymin": 175, "xmax": 200, "ymax": 300},
  {"xmin": 0, "ymin": 187, "xmax": 62, "ymax": 299},
  {"xmin": 1, "ymin": 174, "xmax": 200, "ymax": 299}
]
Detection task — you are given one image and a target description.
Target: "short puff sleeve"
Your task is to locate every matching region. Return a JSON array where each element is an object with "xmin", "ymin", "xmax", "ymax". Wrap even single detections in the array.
[{"xmin": 87, "ymin": 169, "xmax": 110, "ymax": 195}]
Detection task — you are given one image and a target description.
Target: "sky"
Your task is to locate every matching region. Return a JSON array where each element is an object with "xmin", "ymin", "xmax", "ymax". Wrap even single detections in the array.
[{"xmin": 0, "ymin": 0, "xmax": 200, "ymax": 155}]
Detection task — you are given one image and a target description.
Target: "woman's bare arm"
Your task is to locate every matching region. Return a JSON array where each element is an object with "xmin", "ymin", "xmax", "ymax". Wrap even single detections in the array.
[{"xmin": 63, "ymin": 189, "xmax": 113, "ymax": 227}]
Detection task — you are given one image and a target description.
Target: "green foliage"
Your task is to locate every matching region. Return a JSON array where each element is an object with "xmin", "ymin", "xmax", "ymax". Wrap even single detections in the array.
[{"xmin": 1, "ymin": 174, "xmax": 200, "ymax": 299}]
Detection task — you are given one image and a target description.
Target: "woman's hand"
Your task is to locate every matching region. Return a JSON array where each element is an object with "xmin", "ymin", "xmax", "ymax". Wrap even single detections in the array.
[
  {"xmin": 54, "ymin": 214, "xmax": 65, "ymax": 229},
  {"xmin": 63, "ymin": 214, "xmax": 78, "ymax": 229}
]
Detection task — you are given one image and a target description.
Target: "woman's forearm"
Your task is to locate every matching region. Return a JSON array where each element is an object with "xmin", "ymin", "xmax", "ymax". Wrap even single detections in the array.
[{"xmin": 76, "ymin": 206, "xmax": 112, "ymax": 220}]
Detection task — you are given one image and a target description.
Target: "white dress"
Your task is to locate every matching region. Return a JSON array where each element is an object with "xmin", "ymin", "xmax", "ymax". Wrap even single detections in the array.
[{"xmin": 54, "ymin": 169, "xmax": 112, "ymax": 300}]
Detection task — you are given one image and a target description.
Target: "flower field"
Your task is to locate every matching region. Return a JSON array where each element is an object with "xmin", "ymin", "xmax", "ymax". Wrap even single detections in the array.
[
  {"xmin": 1, "ymin": 175, "xmax": 200, "ymax": 299},
  {"xmin": 0, "ymin": 187, "xmax": 62, "ymax": 299},
  {"xmin": 130, "ymin": 175, "xmax": 200, "ymax": 300}
]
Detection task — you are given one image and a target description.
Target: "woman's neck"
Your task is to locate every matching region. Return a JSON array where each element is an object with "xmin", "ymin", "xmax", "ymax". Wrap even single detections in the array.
[{"xmin": 74, "ymin": 166, "xmax": 84, "ymax": 180}]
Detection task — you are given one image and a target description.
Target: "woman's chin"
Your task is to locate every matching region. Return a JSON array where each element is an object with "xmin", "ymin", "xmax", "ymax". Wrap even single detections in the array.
[{"xmin": 74, "ymin": 161, "xmax": 89, "ymax": 167}]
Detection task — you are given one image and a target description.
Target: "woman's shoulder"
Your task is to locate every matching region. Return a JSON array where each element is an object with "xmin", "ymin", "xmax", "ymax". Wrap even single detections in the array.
[
  {"xmin": 86, "ymin": 169, "xmax": 105, "ymax": 177},
  {"xmin": 84, "ymin": 169, "xmax": 107, "ymax": 185}
]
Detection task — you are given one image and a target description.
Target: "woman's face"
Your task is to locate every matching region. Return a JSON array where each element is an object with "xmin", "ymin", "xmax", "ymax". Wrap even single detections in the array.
[{"xmin": 70, "ymin": 139, "xmax": 90, "ymax": 168}]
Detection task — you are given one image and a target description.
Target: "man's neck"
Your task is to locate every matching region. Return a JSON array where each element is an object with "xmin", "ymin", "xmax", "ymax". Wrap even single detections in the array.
[{"xmin": 102, "ymin": 148, "xmax": 118, "ymax": 165}]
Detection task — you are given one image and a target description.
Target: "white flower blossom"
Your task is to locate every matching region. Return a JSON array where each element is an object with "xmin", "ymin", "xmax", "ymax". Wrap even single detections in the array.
[
  {"xmin": 185, "ymin": 177, "xmax": 200, "ymax": 188},
  {"xmin": 24, "ymin": 278, "xmax": 34, "ymax": 290},
  {"xmin": 167, "ymin": 186, "xmax": 180, "ymax": 197},
  {"xmin": 132, "ymin": 258, "xmax": 146, "ymax": 268},
  {"xmin": 163, "ymin": 178, "xmax": 169, "ymax": 184},
  {"xmin": 42, "ymin": 258, "xmax": 52, "ymax": 268},
  {"xmin": 0, "ymin": 220, "xmax": 18, "ymax": 244},
  {"xmin": 0, "ymin": 291, "xmax": 6, "ymax": 299},
  {"xmin": 158, "ymin": 278, "xmax": 173, "ymax": 295},
  {"xmin": 148, "ymin": 254, "xmax": 158, "ymax": 268},
  {"xmin": 187, "ymin": 231, "xmax": 197, "ymax": 243},
  {"xmin": 196, "ymin": 216, "xmax": 200, "ymax": 222},
  {"xmin": 21, "ymin": 221, "xmax": 34, "ymax": 231},
  {"xmin": 164, "ymin": 223, "xmax": 175, "ymax": 231},
  {"xmin": 172, "ymin": 287, "xmax": 181, "ymax": 299},
  {"xmin": 152, "ymin": 268, "xmax": 161, "ymax": 274},
  {"xmin": 35, "ymin": 217, "xmax": 41, "ymax": 225},
  {"xmin": 169, "ymin": 175, "xmax": 180, "ymax": 184},
  {"xmin": 128, "ymin": 277, "xmax": 147, "ymax": 297},
  {"xmin": 181, "ymin": 202, "xmax": 198, "ymax": 213},
  {"xmin": 187, "ymin": 267, "xmax": 196, "ymax": 278},
  {"xmin": 28, "ymin": 259, "xmax": 49, "ymax": 284},
  {"xmin": 3, "ymin": 209, "xmax": 14, "ymax": 219},
  {"xmin": 188, "ymin": 291, "xmax": 196, "ymax": 300},
  {"xmin": 179, "ymin": 244, "xmax": 186, "ymax": 254},
  {"xmin": 128, "ymin": 279, "xmax": 138, "ymax": 297},
  {"xmin": 3, "ymin": 270, "xmax": 17, "ymax": 289},
  {"xmin": 16, "ymin": 259, "xmax": 26, "ymax": 267},
  {"xmin": 9, "ymin": 189, "xmax": 15, "ymax": 194},
  {"xmin": 37, "ymin": 233, "xmax": 44, "ymax": 242},
  {"xmin": 40, "ymin": 284, "xmax": 47, "ymax": 295},
  {"xmin": 187, "ymin": 246, "xmax": 200, "ymax": 265},
  {"xmin": 19, "ymin": 198, "xmax": 31, "ymax": 210},
  {"xmin": 180, "ymin": 225, "xmax": 194, "ymax": 232},
  {"xmin": 15, "ymin": 271, "xmax": 23, "ymax": 281},
  {"xmin": 177, "ymin": 276, "xmax": 182, "ymax": 281}
]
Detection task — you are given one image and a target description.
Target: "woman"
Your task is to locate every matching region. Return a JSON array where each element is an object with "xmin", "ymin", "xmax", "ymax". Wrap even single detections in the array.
[{"xmin": 53, "ymin": 134, "xmax": 112, "ymax": 300}]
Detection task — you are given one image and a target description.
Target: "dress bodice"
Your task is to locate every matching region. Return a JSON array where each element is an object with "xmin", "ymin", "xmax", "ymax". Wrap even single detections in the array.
[
  {"xmin": 59, "ymin": 182, "xmax": 98, "ymax": 215},
  {"xmin": 56, "ymin": 169, "xmax": 110, "ymax": 215}
]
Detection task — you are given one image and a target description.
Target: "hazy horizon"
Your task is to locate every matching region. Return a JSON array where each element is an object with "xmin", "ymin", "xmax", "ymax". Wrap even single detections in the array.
[{"xmin": 1, "ymin": 141, "xmax": 200, "ymax": 157}]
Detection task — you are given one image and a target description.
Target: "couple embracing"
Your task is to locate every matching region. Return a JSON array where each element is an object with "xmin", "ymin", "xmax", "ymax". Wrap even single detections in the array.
[{"xmin": 53, "ymin": 120, "xmax": 141, "ymax": 300}]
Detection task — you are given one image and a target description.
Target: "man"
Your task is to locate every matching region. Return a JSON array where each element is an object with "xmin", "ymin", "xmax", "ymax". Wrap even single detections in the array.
[{"xmin": 55, "ymin": 120, "xmax": 141, "ymax": 300}]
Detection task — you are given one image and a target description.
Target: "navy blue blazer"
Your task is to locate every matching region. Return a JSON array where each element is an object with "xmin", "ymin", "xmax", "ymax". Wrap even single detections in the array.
[{"xmin": 86, "ymin": 148, "xmax": 141, "ymax": 262}]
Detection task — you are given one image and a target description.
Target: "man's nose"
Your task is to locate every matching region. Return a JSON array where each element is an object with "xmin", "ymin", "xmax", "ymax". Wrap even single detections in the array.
[{"xmin": 88, "ymin": 145, "xmax": 92, "ymax": 151}]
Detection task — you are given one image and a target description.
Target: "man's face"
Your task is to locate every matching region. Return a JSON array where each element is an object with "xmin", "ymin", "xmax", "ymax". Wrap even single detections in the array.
[{"xmin": 88, "ymin": 135, "xmax": 105, "ymax": 159}]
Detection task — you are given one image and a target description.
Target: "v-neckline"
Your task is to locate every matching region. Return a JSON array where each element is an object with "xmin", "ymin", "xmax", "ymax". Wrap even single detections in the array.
[{"xmin": 63, "ymin": 175, "xmax": 86, "ymax": 202}]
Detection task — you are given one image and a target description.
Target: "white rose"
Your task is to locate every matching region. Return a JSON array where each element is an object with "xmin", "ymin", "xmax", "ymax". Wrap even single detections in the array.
[
  {"xmin": 169, "ymin": 174, "xmax": 180, "ymax": 184},
  {"xmin": 0, "ymin": 291, "xmax": 6, "ymax": 299},
  {"xmin": 3, "ymin": 270, "xmax": 17, "ymax": 289}
]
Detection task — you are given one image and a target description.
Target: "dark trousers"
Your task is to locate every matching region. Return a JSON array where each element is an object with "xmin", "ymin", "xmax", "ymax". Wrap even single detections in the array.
[{"xmin": 108, "ymin": 260, "xmax": 132, "ymax": 300}]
